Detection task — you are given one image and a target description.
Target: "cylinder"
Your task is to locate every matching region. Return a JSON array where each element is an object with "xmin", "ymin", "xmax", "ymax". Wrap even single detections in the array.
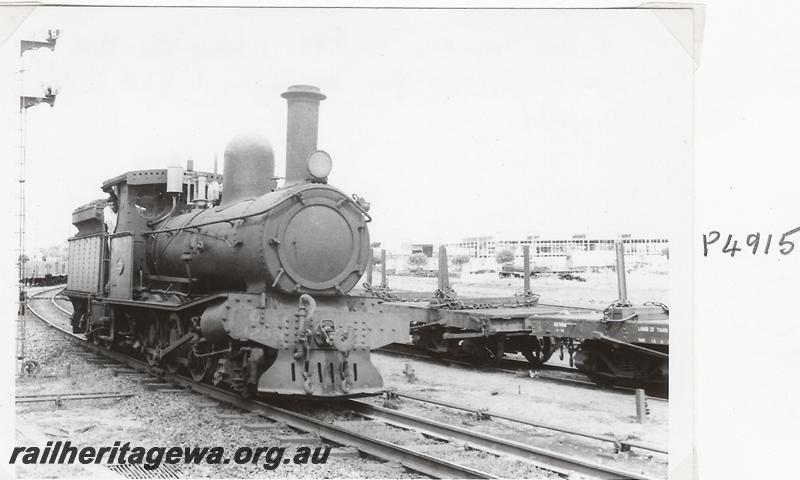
[
  {"xmin": 200, "ymin": 302, "xmax": 229, "ymax": 346},
  {"xmin": 281, "ymin": 85, "xmax": 326, "ymax": 186},
  {"xmin": 221, "ymin": 133, "xmax": 275, "ymax": 206}
]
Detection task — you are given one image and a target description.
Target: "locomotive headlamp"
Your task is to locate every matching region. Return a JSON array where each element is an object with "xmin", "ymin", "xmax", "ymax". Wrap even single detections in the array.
[{"xmin": 307, "ymin": 150, "xmax": 332, "ymax": 180}]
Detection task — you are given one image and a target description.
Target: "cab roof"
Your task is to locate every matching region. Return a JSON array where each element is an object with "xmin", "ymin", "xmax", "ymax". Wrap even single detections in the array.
[{"xmin": 101, "ymin": 169, "xmax": 223, "ymax": 193}]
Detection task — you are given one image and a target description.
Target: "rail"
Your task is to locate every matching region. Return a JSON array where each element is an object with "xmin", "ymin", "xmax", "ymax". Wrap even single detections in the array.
[
  {"xmin": 16, "ymin": 392, "xmax": 134, "ymax": 405},
  {"xmin": 24, "ymin": 289, "xmax": 492, "ymax": 479},
  {"xmin": 376, "ymin": 342, "xmax": 668, "ymax": 401},
  {"xmin": 342, "ymin": 398, "xmax": 661, "ymax": 480},
  {"xmin": 26, "ymin": 288, "xmax": 665, "ymax": 480},
  {"xmin": 394, "ymin": 392, "xmax": 668, "ymax": 455}
]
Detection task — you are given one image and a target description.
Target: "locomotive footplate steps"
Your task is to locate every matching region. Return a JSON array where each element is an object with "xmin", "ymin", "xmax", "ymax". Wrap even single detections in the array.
[
  {"xmin": 258, "ymin": 349, "xmax": 383, "ymax": 396},
  {"xmin": 198, "ymin": 292, "xmax": 409, "ymax": 396}
]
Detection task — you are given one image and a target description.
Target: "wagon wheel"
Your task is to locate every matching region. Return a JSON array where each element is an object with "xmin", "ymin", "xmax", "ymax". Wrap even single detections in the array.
[
  {"xmin": 164, "ymin": 314, "xmax": 183, "ymax": 374},
  {"xmin": 522, "ymin": 337, "xmax": 554, "ymax": 368}
]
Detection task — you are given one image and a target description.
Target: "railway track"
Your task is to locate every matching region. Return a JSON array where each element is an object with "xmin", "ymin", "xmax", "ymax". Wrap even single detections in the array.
[
  {"xmin": 333, "ymin": 398, "xmax": 666, "ymax": 477},
  {"xmin": 51, "ymin": 290, "xmax": 667, "ymax": 401},
  {"xmin": 15, "ymin": 391, "xmax": 135, "ymax": 405},
  {"xmin": 24, "ymin": 286, "xmax": 664, "ymax": 480},
  {"xmin": 376, "ymin": 343, "xmax": 668, "ymax": 402},
  {"xmin": 377, "ymin": 342, "xmax": 573, "ymax": 374}
]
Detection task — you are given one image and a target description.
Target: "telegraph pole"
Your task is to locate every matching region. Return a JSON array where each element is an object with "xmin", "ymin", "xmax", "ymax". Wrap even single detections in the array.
[{"xmin": 17, "ymin": 29, "xmax": 59, "ymax": 373}]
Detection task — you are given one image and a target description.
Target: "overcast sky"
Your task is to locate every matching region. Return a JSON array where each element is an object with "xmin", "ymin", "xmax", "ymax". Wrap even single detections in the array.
[{"xmin": 0, "ymin": 5, "xmax": 692, "ymax": 252}]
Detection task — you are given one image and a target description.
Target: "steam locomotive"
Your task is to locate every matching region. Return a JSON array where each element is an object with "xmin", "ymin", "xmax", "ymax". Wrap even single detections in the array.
[{"xmin": 64, "ymin": 85, "xmax": 409, "ymax": 397}]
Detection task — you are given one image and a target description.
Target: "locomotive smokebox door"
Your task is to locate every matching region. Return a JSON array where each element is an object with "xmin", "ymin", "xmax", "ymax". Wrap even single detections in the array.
[{"xmin": 108, "ymin": 232, "xmax": 134, "ymax": 299}]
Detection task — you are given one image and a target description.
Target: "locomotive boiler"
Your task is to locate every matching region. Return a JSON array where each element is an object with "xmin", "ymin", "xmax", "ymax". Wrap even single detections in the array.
[{"xmin": 64, "ymin": 85, "xmax": 408, "ymax": 397}]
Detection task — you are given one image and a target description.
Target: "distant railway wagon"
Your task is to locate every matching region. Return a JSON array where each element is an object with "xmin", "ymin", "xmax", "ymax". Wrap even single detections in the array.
[
  {"xmin": 498, "ymin": 264, "xmax": 584, "ymax": 280},
  {"xmin": 23, "ymin": 257, "xmax": 68, "ymax": 286}
]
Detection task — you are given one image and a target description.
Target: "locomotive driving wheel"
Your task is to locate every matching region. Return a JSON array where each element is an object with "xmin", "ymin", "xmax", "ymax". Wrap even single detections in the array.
[
  {"xmin": 188, "ymin": 351, "xmax": 212, "ymax": 382},
  {"xmin": 522, "ymin": 337, "xmax": 554, "ymax": 368},
  {"xmin": 188, "ymin": 342, "xmax": 212, "ymax": 382}
]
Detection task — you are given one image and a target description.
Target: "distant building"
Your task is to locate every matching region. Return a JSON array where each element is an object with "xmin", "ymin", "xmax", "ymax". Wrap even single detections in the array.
[
  {"xmin": 447, "ymin": 233, "xmax": 668, "ymax": 269},
  {"xmin": 401, "ymin": 243, "xmax": 434, "ymax": 257}
]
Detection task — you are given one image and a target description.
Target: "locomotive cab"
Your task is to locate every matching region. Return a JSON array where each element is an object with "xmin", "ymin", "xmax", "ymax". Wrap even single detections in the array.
[{"xmin": 98, "ymin": 167, "xmax": 225, "ymax": 300}]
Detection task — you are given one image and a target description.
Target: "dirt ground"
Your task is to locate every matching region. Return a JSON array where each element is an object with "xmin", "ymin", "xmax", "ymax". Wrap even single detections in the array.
[
  {"xmin": 16, "ymin": 277, "xmax": 669, "ymax": 479},
  {"xmin": 362, "ymin": 268, "xmax": 670, "ymax": 478},
  {"xmin": 371, "ymin": 351, "xmax": 668, "ymax": 479},
  {"xmin": 15, "ymin": 295, "xmax": 418, "ymax": 479}
]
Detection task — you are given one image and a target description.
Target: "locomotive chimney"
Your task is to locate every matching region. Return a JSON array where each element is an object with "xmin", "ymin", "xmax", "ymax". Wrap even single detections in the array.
[
  {"xmin": 281, "ymin": 85, "xmax": 326, "ymax": 186},
  {"xmin": 220, "ymin": 133, "xmax": 275, "ymax": 206}
]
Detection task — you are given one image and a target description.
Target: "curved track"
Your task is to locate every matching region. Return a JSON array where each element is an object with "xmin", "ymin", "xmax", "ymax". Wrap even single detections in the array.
[{"xmin": 25, "ymin": 287, "xmax": 664, "ymax": 480}]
